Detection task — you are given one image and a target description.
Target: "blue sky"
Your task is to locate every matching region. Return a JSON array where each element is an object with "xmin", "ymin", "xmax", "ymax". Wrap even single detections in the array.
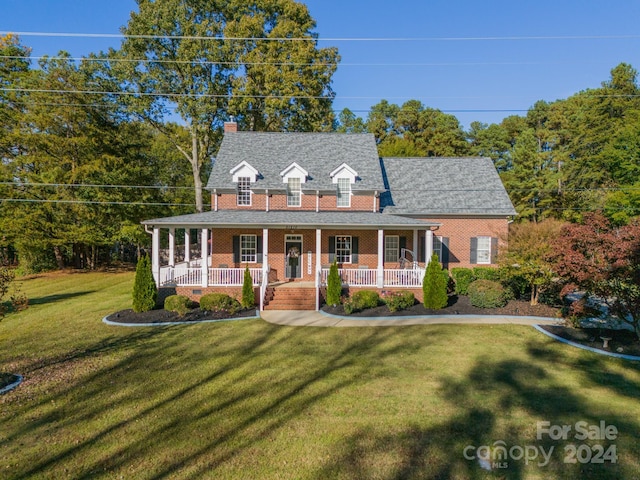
[{"xmin": 2, "ymin": 0, "xmax": 640, "ymax": 128}]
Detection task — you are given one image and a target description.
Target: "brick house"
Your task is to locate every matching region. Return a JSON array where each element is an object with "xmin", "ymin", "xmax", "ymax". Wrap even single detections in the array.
[{"xmin": 142, "ymin": 121, "xmax": 516, "ymax": 310}]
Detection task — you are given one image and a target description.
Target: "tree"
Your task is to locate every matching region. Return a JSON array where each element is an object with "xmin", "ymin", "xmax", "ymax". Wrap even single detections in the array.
[
  {"xmin": 335, "ymin": 108, "xmax": 366, "ymax": 133},
  {"xmin": 113, "ymin": 0, "xmax": 339, "ymax": 212},
  {"xmin": 499, "ymin": 220, "xmax": 563, "ymax": 305},
  {"xmin": 132, "ymin": 254, "xmax": 157, "ymax": 312},
  {"xmin": 241, "ymin": 265, "xmax": 255, "ymax": 309},
  {"xmin": 326, "ymin": 260, "xmax": 341, "ymax": 306},
  {"xmin": 550, "ymin": 213, "xmax": 640, "ymax": 339},
  {"xmin": 422, "ymin": 254, "xmax": 448, "ymax": 309}
]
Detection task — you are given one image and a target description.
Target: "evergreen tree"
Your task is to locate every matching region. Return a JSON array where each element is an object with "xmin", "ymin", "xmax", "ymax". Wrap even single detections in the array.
[
  {"xmin": 326, "ymin": 260, "xmax": 342, "ymax": 306},
  {"xmin": 422, "ymin": 254, "xmax": 448, "ymax": 309},
  {"xmin": 241, "ymin": 265, "xmax": 255, "ymax": 309},
  {"xmin": 132, "ymin": 254, "xmax": 157, "ymax": 312}
]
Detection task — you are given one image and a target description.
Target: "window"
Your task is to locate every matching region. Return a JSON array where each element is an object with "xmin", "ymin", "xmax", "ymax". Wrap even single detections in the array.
[
  {"xmin": 476, "ymin": 236, "xmax": 491, "ymax": 264},
  {"xmin": 335, "ymin": 235, "xmax": 352, "ymax": 263},
  {"xmin": 384, "ymin": 235, "xmax": 399, "ymax": 263},
  {"xmin": 337, "ymin": 178, "xmax": 351, "ymax": 207},
  {"xmin": 433, "ymin": 236, "xmax": 443, "ymax": 262},
  {"xmin": 240, "ymin": 234, "xmax": 257, "ymax": 263},
  {"xmin": 237, "ymin": 176, "xmax": 251, "ymax": 206},
  {"xmin": 287, "ymin": 177, "xmax": 301, "ymax": 207}
]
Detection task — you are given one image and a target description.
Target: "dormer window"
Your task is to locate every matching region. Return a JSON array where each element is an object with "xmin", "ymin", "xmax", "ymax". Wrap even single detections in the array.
[
  {"xmin": 330, "ymin": 163, "xmax": 358, "ymax": 208},
  {"xmin": 237, "ymin": 177, "xmax": 251, "ymax": 206},
  {"xmin": 287, "ymin": 177, "xmax": 301, "ymax": 207},
  {"xmin": 230, "ymin": 161, "xmax": 259, "ymax": 207},
  {"xmin": 337, "ymin": 178, "xmax": 351, "ymax": 207}
]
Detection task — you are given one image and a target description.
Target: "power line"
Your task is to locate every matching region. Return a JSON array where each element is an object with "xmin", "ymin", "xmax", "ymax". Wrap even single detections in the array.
[
  {"xmin": 0, "ymin": 181, "xmax": 194, "ymax": 190},
  {"xmin": 0, "ymin": 198, "xmax": 206, "ymax": 207}
]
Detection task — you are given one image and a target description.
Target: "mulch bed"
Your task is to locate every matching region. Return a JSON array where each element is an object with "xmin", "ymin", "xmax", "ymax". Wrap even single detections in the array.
[
  {"xmin": 539, "ymin": 325, "xmax": 640, "ymax": 357},
  {"xmin": 105, "ymin": 307, "xmax": 258, "ymax": 325},
  {"xmin": 0, "ymin": 373, "xmax": 19, "ymax": 391}
]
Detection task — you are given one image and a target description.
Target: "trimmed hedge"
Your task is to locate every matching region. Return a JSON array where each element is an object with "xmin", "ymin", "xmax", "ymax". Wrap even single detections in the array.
[
  {"xmin": 164, "ymin": 295, "xmax": 191, "ymax": 316},
  {"xmin": 383, "ymin": 290, "xmax": 415, "ymax": 312},
  {"xmin": 326, "ymin": 260, "xmax": 342, "ymax": 306},
  {"xmin": 200, "ymin": 292, "xmax": 240, "ymax": 314},
  {"xmin": 468, "ymin": 279, "xmax": 508, "ymax": 308},
  {"xmin": 423, "ymin": 254, "xmax": 448, "ymax": 310},
  {"xmin": 343, "ymin": 290, "xmax": 380, "ymax": 314},
  {"xmin": 451, "ymin": 268, "xmax": 474, "ymax": 295},
  {"xmin": 241, "ymin": 266, "xmax": 255, "ymax": 309},
  {"xmin": 132, "ymin": 254, "xmax": 157, "ymax": 313},
  {"xmin": 472, "ymin": 266, "xmax": 501, "ymax": 282}
]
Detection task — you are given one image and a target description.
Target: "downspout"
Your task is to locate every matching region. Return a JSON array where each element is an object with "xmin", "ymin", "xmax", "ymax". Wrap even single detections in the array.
[{"xmin": 213, "ymin": 189, "xmax": 218, "ymax": 212}]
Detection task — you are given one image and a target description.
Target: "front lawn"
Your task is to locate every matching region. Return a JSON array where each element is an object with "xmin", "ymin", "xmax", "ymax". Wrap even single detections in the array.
[{"xmin": 1, "ymin": 272, "xmax": 639, "ymax": 479}]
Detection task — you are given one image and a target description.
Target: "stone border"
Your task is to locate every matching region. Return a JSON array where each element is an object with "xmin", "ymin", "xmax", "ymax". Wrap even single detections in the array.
[
  {"xmin": 0, "ymin": 374, "xmax": 23, "ymax": 395},
  {"xmin": 102, "ymin": 310, "xmax": 260, "ymax": 327},
  {"xmin": 532, "ymin": 324, "xmax": 640, "ymax": 362}
]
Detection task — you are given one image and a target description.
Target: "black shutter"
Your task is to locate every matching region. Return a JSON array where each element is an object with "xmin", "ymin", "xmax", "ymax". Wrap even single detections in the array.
[
  {"xmin": 399, "ymin": 236, "xmax": 407, "ymax": 262},
  {"xmin": 418, "ymin": 235, "xmax": 425, "ymax": 263},
  {"xmin": 256, "ymin": 236, "xmax": 263, "ymax": 263},
  {"xmin": 470, "ymin": 237, "xmax": 478, "ymax": 264},
  {"xmin": 233, "ymin": 236, "xmax": 240, "ymax": 263},
  {"xmin": 328, "ymin": 236, "xmax": 335, "ymax": 263},
  {"xmin": 491, "ymin": 237, "xmax": 498, "ymax": 264},
  {"xmin": 442, "ymin": 237, "xmax": 450, "ymax": 268},
  {"xmin": 351, "ymin": 236, "xmax": 359, "ymax": 264}
]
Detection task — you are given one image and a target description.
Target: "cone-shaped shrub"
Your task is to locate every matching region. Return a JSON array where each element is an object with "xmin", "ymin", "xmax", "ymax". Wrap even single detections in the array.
[
  {"xmin": 132, "ymin": 254, "xmax": 157, "ymax": 312},
  {"xmin": 422, "ymin": 254, "xmax": 448, "ymax": 310},
  {"xmin": 241, "ymin": 265, "xmax": 255, "ymax": 309},
  {"xmin": 326, "ymin": 260, "xmax": 342, "ymax": 306}
]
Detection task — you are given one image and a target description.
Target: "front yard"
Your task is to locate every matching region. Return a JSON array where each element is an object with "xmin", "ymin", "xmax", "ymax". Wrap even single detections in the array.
[{"xmin": 1, "ymin": 272, "xmax": 640, "ymax": 479}]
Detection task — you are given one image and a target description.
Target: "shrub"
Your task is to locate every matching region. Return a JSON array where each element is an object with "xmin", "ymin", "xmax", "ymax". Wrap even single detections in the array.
[
  {"xmin": 451, "ymin": 268, "xmax": 474, "ymax": 295},
  {"xmin": 423, "ymin": 254, "xmax": 448, "ymax": 309},
  {"xmin": 343, "ymin": 290, "xmax": 380, "ymax": 314},
  {"xmin": 326, "ymin": 260, "xmax": 342, "ymax": 306},
  {"xmin": 200, "ymin": 292, "xmax": 240, "ymax": 314},
  {"xmin": 241, "ymin": 266, "xmax": 255, "ymax": 309},
  {"xmin": 0, "ymin": 268, "xmax": 28, "ymax": 318},
  {"xmin": 383, "ymin": 290, "xmax": 415, "ymax": 312},
  {"xmin": 468, "ymin": 279, "xmax": 508, "ymax": 308},
  {"xmin": 472, "ymin": 266, "xmax": 501, "ymax": 282},
  {"xmin": 132, "ymin": 254, "xmax": 157, "ymax": 313},
  {"xmin": 164, "ymin": 295, "xmax": 191, "ymax": 316}
]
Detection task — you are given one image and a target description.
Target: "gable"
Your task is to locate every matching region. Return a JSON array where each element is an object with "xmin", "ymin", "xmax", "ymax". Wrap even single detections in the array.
[
  {"xmin": 329, "ymin": 163, "xmax": 358, "ymax": 184},
  {"xmin": 280, "ymin": 162, "xmax": 309, "ymax": 183},
  {"xmin": 230, "ymin": 161, "xmax": 259, "ymax": 183}
]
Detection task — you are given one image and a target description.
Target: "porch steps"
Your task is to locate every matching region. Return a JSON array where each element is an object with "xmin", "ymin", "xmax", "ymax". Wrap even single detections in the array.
[{"xmin": 263, "ymin": 285, "xmax": 316, "ymax": 310}]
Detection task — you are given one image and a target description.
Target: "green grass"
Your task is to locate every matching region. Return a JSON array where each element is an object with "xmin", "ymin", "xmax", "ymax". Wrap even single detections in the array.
[{"xmin": 1, "ymin": 271, "xmax": 640, "ymax": 479}]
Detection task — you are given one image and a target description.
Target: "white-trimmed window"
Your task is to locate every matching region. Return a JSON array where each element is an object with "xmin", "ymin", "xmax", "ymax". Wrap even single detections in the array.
[
  {"xmin": 476, "ymin": 236, "xmax": 492, "ymax": 264},
  {"xmin": 384, "ymin": 235, "xmax": 399, "ymax": 262},
  {"xmin": 337, "ymin": 178, "xmax": 351, "ymax": 207},
  {"xmin": 287, "ymin": 177, "xmax": 301, "ymax": 207},
  {"xmin": 240, "ymin": 234, "xmax": 257, "ymax": 263},
  {"xmin": 336, "ymin": 235, "xmax": 352, "ymax": 263},
  {"xmin": 237, "ymin": 176, "xmax": 251, "ymax": 206},
  {"xmin": 433, "ymin": 236, "xmax": 443, "ymax": 262}
]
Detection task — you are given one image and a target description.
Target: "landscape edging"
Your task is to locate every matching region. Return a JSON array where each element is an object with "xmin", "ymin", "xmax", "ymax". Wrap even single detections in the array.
[
  {"xmin": 102, "ymin": 309, "xmax": 260, "ymax": 327},
  {"xmin": 0, "ymin": 374, "xmax": 23, "ymax": 395}
]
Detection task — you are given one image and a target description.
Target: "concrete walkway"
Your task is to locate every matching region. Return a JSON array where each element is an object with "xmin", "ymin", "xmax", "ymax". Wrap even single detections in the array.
[{"xmin": 261, "ymin": 310, "xmax": 563, "ymax": 327}]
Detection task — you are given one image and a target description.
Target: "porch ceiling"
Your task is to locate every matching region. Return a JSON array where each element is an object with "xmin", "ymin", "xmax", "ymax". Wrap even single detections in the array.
[{"xmin": 142, "ymin": 209, "xmax": 441, "ymax": 230}]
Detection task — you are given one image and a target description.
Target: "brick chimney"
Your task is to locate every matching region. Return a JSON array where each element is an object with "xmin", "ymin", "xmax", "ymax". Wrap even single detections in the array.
[{"xmin": 223, "ymin": 117, "xmax": 238, "ymax": 133}]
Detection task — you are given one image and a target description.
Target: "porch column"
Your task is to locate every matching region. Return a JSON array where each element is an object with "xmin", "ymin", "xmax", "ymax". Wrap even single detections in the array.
[
  {"xmin": 262, "ymin": 227, "xmax": 269, "ymax": 272},
  {"xmin": 201, "ymin": 228, "xmax": 209, "ymax": 287},
  {"xmin": 316, "ymin": 228, "xmax": 322, "ymax": 311},
  {"xmin": 168, "ymin": 228, "xmax": 175, "ymax": 267},
  {"xmin": 425, "ymin": 229, "xmax": 434, "ymax": 265},
  {"xmin": 184, "ymin": 229, "xmax": 191, "ymax": 264},
  {"xmin": 377, "ymin": 229, "xmax": 384, "ymax": 288},
  {"xmin": 413, "ymin": 229, "xmax": 418, "ymax": 266},
  {"xmin": 152, "ymin": 227, "xmax": 160, "ymax": 286}
]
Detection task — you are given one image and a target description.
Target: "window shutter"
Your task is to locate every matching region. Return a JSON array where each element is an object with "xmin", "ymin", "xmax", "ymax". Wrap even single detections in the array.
[
  {"xmin": 442, "ymin": 237, "xmax": 450, "ymax": 268},
  {"xmin": 351, "ymin": 236, "xmax": 359, "ymax": 264},
  {"xmin": 399, "ymin": 236, "xmax": 406, "ymax": 258},
  {"xmin": 491, "ymin": 237, "xmax": 498, "ymax": 264},
  {"xmin": 257, "ymin": 236, "xmax": 263, "ymax": 263},
  {"xmin": 233, "ymin": 236, "xmax": 240, "ymax": 263},
  {"xmin": 328, "ymin": 236, "xmax": 335, "ymax": 263},
  {"xmin": 418, "ymin": 235, "xmax": 425, "ymax": 263},
  {"xmin": 470, "ymin": 237, "xmax": 478, "ymax": 264}
]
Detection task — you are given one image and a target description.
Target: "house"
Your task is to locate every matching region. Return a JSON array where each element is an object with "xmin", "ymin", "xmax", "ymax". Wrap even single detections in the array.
[{"xmin": 142, "ymin": 121, "xmax": 516, "ymax": 310}]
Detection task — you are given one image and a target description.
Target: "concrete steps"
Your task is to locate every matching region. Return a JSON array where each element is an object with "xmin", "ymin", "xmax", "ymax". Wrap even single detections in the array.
[{"xmin": 263, "ymin": 285, "xmax": 317, "ymax": 310}]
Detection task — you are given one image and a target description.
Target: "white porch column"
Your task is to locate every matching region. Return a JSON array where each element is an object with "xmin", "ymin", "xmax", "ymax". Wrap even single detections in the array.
[
  {"xmin": 316, "ymin": 228, "xmax": 322, "ymax": 311},
  {"xmin": 413, "ymin": 229, "xmax": 418, "ymax": 265},
  {"xmin": 262, "ymin": 228, "xmax": 269, "ymax": 271},
  {"xmin": 377, "ymin": 229, "xmax": 384, "ymax": 288},
  {"xmin": 201, "ymin": 228, "xmax": 209, "ymax": 287},
  {"xmin": 184, "ymin": 229, "xmax": 191, "ymax": 264},
  {"xmin": 425, "ymin": 229, "xmax": 434, "ymax": 265},
  {"xmin": 168, "ymin": 228, "xmax": 175, "ymax": 267},
  {"xmin": 152, "ymin": 227, "xmax": 160, "ymax": 286}
]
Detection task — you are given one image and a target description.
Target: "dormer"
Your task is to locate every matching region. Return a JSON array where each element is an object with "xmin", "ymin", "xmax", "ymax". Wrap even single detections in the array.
[
  {"xmin": 330, "ymin": 163, "xmax": 358, "ymax": 184},
  {"xmin": 280, "ymin": 162, "xmax": 308, "ymax": 207},
  {"xmin": 279, "ymin": 162, "xmax": 308, "ymax": 183},
  {"xmin": 230, "ymin": 161, "xmax": 259, "ymax": 183}
]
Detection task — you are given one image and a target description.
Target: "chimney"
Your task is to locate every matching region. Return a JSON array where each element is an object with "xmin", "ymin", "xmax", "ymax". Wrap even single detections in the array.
[{"xmin": 224, "ymin": 117, "xmax": 238, "ymax": 133}]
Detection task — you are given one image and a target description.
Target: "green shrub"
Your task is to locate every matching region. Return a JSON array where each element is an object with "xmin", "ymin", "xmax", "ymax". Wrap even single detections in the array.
[
  {"xmin": 472, "ymin": 266, "xmax": 501, "ymax": 282},
  {"xmin": 451, "ymin": 268, "xmax": 474, "ymax": 295},
  {"xmin": 164, "ymin": 295, "xmax": 191, "ymax": 316},
  {"xmin": 423, "ymin": 254, "xmax": 448, "ymax": 309},
  {"xmin": 200, "ymin": 292, "xmax": 240, "ymax": 314},
  {"xmin": 241, "ymin": 266, "xmax": 255, "ymax": 309},
  {"xmin": 468, "ymin": 279, "xmax": 508, "ymax": 308},
  {"xmin": 343, "ymin": 290, "xmax": 380, "ymax": 314},
  {"xmin": 383, "ymin": 290, "xmax": 415, "ymax": 312},
  {"xmin": 132, "ymin": 254, "xmax": 157, "ymax": 313},
  {"xmin": 326, "ymin": 260, "xmax": 342, "ymax": 306}
]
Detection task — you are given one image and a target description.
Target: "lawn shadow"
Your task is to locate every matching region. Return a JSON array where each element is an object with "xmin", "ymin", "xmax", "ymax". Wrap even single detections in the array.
[{"xmin": 28, "ymin": 291, "xmax": 96, "ymax": 306}]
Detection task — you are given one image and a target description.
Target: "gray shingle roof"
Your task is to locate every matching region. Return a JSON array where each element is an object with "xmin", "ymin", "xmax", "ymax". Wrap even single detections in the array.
[
  {"xmin": 380, "ymin": 157, "xmax": 516, "ymax": 216},
  {"xmin": 143, "ymin": 209, "xmax": 440, "ymax": 229},
  {"xmin": 206, "ymin": 132, "xmax": 386, "ymax": 193}
]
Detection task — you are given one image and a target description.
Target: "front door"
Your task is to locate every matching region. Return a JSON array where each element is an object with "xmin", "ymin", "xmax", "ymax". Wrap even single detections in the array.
[{"xmin": 285, "ymin": 235, "xmax": 303, "ymax": 279}]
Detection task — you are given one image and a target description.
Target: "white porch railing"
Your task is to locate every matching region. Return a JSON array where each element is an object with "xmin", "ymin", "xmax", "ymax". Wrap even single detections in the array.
[
  {"xmin": 320, "ymin": 268, "xmax": 425, "ymax": 288},
  {"xmin": 159, "ymin": 266, "xmax": 263, "ymax": 287}
]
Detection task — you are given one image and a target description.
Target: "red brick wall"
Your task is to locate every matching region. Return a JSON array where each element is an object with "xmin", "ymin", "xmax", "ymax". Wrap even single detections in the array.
[{"xmin": 211, "ymin": 192, "xmax": 375, "ymax": 212}]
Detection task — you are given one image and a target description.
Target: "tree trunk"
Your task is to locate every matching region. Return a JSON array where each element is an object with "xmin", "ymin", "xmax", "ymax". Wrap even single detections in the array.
[
  {"xmin": 530, "ymin": 284, "xmax": 539, "ymax": 306},
  {"xmin": 191, "ymin": 130, "xmax": 203, "ymax": 213},
  {"xmin": 53, "ymin": 245, "xmax": 65, "ymax": 270}
]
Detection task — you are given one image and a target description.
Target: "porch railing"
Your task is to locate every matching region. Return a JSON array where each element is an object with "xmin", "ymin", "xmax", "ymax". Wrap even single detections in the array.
[
  {"xmin": 159, "ymin": 266, "xmax": 263, "ymax": 287},
  {"xmin": 319, "ymin": 267, "xmax": 424, "ymax": 288}
]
